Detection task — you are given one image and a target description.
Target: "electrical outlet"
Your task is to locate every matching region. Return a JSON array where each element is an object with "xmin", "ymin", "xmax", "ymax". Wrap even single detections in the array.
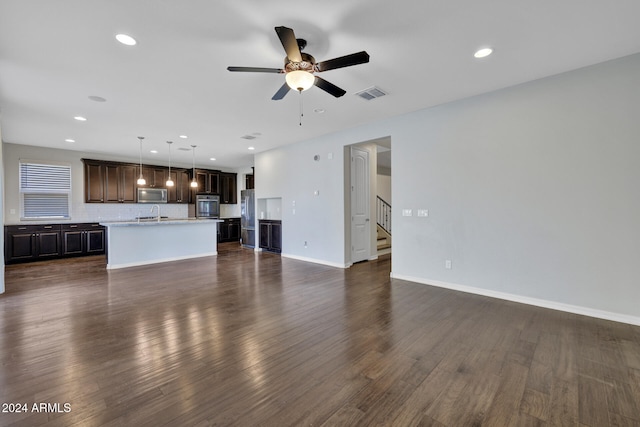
[
  {"xmin": 418, "ymin": 209, "xmax": 429, "ymax": 217},
  {"xmin": 402, "ymin": 209, "xmax": 412, "ymax": 217},
  {"xmin": 445, "ymin": 260, "xmax": 452, "ymax": 269}
]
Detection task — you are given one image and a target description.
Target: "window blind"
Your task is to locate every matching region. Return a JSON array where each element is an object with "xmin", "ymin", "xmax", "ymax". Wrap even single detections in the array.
[{"xmin": 20, "ymin": 161, "xmax": 71, "ymax": 218}]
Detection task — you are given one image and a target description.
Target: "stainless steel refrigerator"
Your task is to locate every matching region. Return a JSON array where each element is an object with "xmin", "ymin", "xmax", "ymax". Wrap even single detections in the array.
[{"xmin": 240, "ymin": 189, "xmax": 255, "ymax": 248}]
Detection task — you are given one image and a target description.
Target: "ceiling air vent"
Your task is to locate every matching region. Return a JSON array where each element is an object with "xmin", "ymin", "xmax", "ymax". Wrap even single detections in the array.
[{"xmin": 355, "ymin": 86, "xmax": 387, "ymax": 101}]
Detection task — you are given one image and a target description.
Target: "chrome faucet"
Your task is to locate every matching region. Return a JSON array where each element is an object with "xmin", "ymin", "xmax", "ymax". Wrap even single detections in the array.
[{"xmin": 150, "ymin": 205, "xmax": 160, "ymax": 222}]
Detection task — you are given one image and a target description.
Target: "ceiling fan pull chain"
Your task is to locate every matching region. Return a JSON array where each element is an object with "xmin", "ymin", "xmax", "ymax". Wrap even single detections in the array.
[{"xmin": 299, "ymin": 89, "xmax": 304, "ymax": 126}]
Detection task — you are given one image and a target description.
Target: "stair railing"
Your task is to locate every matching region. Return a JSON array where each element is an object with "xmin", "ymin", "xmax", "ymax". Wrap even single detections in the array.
[{"xmin": 376, "ymin": 196, "xmax": 391, "ymax": 235}]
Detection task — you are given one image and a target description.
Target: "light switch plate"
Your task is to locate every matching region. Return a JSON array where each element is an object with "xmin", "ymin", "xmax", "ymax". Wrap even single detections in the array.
[
  {"xmin": 418, "ymin": 209, "xmax": 429, "ymax": 217},
  {"xmin": 402, "ymin": 209, "xmax": 412, "ymax": 217}
]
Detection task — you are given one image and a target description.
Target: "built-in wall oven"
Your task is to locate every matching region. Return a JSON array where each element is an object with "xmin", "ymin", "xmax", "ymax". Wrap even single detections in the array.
[{"xmin": 195, "ymin": 194, "xmax": 220, "ymax": 219}]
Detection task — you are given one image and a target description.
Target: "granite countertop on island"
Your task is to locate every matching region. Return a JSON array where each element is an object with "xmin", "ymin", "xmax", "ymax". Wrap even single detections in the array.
[{"xmin": 100, "ymin": 218, "xmax": 222, "ymax": 227}]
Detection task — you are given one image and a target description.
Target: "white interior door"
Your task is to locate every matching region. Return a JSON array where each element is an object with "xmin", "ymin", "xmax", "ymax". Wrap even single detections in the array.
[{"xmin": 351, "ymin": 146, "xmax": 370, "ymax": 263}]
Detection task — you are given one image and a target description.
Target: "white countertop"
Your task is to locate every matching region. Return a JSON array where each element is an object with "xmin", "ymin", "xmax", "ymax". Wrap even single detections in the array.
[{"xmin": 100, "ymin": 218, "xmax": 223, "ymax": 227}]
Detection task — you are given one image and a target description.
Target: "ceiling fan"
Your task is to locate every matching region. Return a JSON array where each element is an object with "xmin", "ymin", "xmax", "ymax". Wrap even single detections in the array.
[{"xmin": 227, "ymin": 26, "xmax": 370, "ymax": 100}]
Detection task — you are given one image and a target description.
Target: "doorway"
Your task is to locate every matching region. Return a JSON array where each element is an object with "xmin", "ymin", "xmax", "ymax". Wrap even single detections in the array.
[{"xmin": 346, "ymin": 136, "xmax": 392, "ymax": 266}]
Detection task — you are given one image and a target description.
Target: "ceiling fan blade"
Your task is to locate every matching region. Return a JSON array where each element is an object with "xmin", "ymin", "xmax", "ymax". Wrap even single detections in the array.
[
  {"xmin": 315, "ymin": 51, "xmax": 370, "ymax": 72},
  {"xmin": 272, "ymin": 82, "xmax": 291, "ymax": 100},
  {"xmin": 227, "ymin": 66, "xmax": 283, "ymax": 73},
  {"xmin": 314, "ymin": 77, "xmax": 346, "ymax": 98},
  {"xmin": 275, "ymin": 26, "xmax": 302, "ymax": 62}
]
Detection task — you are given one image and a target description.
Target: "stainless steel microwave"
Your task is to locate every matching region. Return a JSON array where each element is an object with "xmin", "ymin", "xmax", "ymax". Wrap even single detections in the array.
[{"xmin": 137, "ymin": 188, "xmax": 167, "ymax": 203}]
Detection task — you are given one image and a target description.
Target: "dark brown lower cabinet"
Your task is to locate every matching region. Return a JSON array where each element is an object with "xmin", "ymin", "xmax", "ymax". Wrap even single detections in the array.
[
  {"xmin": 259, "ymin": 220, "xmax": 281, "ymax": 253},
  {"xmin": 5, "ymin": 223, "xmax": 105, "ymax": 264},
  {"xmin": 218, "ymin": 218, "xmax": 241, "ymax": 243},
  {"xmin": 5, "ymin": 224, "xmax": 61, "ymax": 263},
  {"xmin": 61, "ymin": 223, "xmax": 106, "ymax": 256}
]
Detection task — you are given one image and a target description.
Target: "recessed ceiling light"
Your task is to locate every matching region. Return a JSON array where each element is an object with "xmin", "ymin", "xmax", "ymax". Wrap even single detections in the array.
[
  {"xmin": 150, "ymin": 150, "xmax": 158, "ymax": 154},
  {"xmin": 248, "ymin": 146, "xmax": 255, "ymax": 150},
  {"xmin": 210, "ymin": 157, "xmax": 216, "ymax": 161},
  {"xmin": 115, "ymin": 34, "xmax": 137, "ymax": 46},
  {"xmin": 74, "ymin": 116, "xmax": 87, "ymax": 121},
  {"xmin": 179, "ymin": 135, "xmax": 188, "ymax": 139},
  {"xmin": 88, "ymin": 95, "xmax": 106, "ymax": 102},
  {"xmin": 474, "ymin": 48, "xmax": 493, "ymax": 58},
  {"xmin": 65, "ymin": 139, "xmax": 75, "ymax": 143}
]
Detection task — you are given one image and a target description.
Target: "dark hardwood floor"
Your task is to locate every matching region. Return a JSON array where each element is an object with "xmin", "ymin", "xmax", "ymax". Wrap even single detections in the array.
[{"xmin": 1, "ymin": 243, "xmax": 639, "ymax": 426}]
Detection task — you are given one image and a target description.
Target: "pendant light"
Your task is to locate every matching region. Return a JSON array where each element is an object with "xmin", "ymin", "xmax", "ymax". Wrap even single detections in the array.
[
  {"xmin": 165, "ymin": 141, "xmax": 174, "ymax": 187},
  {"xmin": 190, "ymin": 145, "xmax": 198, "ymax": 188},
  {"xmin": 136, "ymin": 136, "xmax": 146, "ymax": 185}
]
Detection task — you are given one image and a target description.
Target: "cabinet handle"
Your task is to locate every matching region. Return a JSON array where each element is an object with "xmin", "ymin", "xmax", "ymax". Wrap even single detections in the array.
[
  {"xmin": 18, "ymin": 227, "xmax": 27, "ymax": 230},
  {"xmin": 70, "ymin": 225, "xmax": 78, "ymax": 228},
  {"xmin": 44, "ymin": 226, "xmax": 53, "ymax": 229}
]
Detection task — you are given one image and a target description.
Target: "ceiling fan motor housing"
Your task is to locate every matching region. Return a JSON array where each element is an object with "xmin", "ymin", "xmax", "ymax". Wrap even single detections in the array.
[{"xmin": 285, "ymin": 52, "xmax": 316, "ymax": 73}]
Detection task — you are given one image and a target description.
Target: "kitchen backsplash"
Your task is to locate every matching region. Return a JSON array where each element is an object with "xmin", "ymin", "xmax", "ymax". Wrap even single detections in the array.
[
  {"xmin": 4, "ymin": 203, "xmax": 188, "ymax": 225},
  {"xmin": 79, "ymin": 203, "xmax": 189, "ymax": 222},
  {"xmin": 6, "ymin": 202, "xmax": 241, "ymax": 225},
  {"xmin": 220, "ymin": 204, "xmax": 241, "ymax": 218}
]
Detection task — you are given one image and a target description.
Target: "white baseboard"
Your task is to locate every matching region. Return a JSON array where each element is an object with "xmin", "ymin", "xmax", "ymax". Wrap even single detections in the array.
[
  {"xmin": 106, "ymin": 252, "xmax": 217, "ymax": 270},
  {"xmin": 281, "ymin": 253, "xmax": 350, "ymax": 269},
  {"xmin": 390, "ymin": 273, "xmax": 640, "ymax": 326}
]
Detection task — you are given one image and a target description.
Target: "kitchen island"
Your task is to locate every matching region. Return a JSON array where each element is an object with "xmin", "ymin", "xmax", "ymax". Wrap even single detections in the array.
[{"xmin": 100, "ymin": 219, "xmax": 221, "ymax": 269}]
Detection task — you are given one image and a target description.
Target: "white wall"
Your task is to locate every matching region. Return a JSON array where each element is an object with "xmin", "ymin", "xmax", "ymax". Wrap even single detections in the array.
[
  {"xmin": 3, "ymin": 143, "xmax": 245, "ymax": 223},
  {"xmin": 3, "ymin": 143, "xmax": 188, "ymax": 223},
  {"xmin": 255, "ymin": 140, "xmax": 349, "ymax": 267},
  {"xmin": 0, "ymin": 121, "xmax": 4, "ymax": 294},
  {"xmin": 255, "ymin": 53, "xmax": 640, "ymax": 324},
  {"xmin": 377, "ymin": 174, "xmax": 391, "ymax": 204}
]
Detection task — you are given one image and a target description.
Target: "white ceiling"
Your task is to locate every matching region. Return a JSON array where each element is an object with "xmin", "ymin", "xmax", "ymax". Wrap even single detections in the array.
[{"xmin": 1, "ymin": 0, "xmax": 640, "ymax": 169}]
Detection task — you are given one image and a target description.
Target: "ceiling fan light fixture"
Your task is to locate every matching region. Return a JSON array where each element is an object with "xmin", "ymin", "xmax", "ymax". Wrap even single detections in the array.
[{"xmin": 285, "ymin": 70, "xmax": 314, "ymax": 91}]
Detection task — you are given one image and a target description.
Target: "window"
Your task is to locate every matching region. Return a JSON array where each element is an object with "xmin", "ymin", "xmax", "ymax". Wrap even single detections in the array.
[{"xmin": 20, "ymin": 160, "xmax": 72, "ymax": 219}]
